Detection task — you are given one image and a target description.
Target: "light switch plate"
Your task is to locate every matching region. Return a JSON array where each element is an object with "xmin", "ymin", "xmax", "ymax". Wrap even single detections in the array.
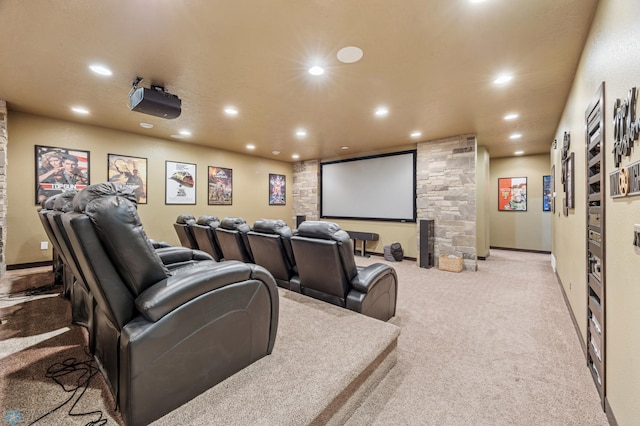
[{"xmin": 40, "ymin": 241, "xmax": 48, "ymax": 250}]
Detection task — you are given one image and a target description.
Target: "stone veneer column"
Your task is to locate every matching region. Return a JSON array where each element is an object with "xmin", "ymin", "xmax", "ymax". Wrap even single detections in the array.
[
  {"xmin": 0, "ymin": 101, "xmax": 7, "ymax": 277},
  {"xmin": 417, "ymin": 134, "xmax": 477, "ymax": 271},
  {"xmin": 292, "ymin": 160, "xmax": 320, "ymax": 226}
]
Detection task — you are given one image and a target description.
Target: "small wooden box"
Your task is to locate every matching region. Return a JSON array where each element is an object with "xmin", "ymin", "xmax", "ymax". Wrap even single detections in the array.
[{"xmin": 438, "ymin": 254, "xmax": 463, "ymax": 272}]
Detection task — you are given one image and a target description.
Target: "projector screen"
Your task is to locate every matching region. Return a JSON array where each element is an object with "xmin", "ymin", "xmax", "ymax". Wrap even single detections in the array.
[{"xmin": 321, "ymin": 151, "xmax": 416, "ymax": 222}]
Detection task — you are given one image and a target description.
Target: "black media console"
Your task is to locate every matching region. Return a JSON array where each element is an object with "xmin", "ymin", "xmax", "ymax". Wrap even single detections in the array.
[{"xmin": 346, "ymin": 231, "xmax": 379, "ymax": 257}]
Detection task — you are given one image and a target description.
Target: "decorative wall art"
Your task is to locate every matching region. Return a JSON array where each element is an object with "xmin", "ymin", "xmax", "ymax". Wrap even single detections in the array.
[
  {"xmin": 498, "ymin": 177, "xmax": 527, "ymax": 211},
  {"xmin": 208, "ymin": 166, "xmax": 232, "ymax": 205},
  {"xmin": 35, "ymin": 145, "xmax": 90, "ymax": 205},
  {"xmin": 108, "ymin": 154, "xmax": 147, "ymax": 204},
  {"xmin": 543, "ymin": 175, "xmax": 552, "ymax": 212},
  {"xmin": 165, "ymin": 161, "xmax": 196, "ymax": 205},
  {"xmin": 566, "ymin": 152, "xmax": 575, "ymax": 210},
  {"xmin": 268, "ymin": 173, "xmax": 286, "ymax": 205}
]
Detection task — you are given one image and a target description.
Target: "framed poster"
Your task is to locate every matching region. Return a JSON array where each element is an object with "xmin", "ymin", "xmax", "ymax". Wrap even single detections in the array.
[
  {"xmin": 108, "ymin": 154, "xmax": 147, "ymax": 204},
  {"xmin": 165, "ymin": 161, "xmax": 196, "ymax": 205},
  {"xmin": 551, "ymin": 165, "xmax": 556, "ymax": 213},
  {"xmin": 208, "ymin": 166, "xmax": 232, "ymax": 205},
  {"xmin": 498, "ymin": 177, "xmax": 527, "ymax": 211},
  {"xmin": 543, "ymin": 175, "xmax": 552, "ymax": 212},
  {"xmin": 566, "ymin": 153, "xmax": 575, "ymax": 210},
  {"xmin": 269, "ymin": 173, "xmax": 286, "ymax": 205},
  {"xmin": 35, "ymin": 145, "xmax": 90, "ymax": 205}
]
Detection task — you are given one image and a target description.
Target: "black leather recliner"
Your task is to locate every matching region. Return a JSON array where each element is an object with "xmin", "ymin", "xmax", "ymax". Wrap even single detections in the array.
[
  {"xmin": 215, "ymin": 217, "xmax": 254, "ymax": 262},
  {"xmin": 191, "ymin": 215, "xmax": 224, "ymax": 261},
  {"xmin": 247, "ymin": 219, "xmax": 299, "ymax": 290},
  {"xmin": 38, "ymin": 194, "xmax": 71, "ymax": 297},
  {"xmin": 291, "ymin": 221, "xmax": 398, "ymax": 321},
  {"xmin": 61, "ymin": 183, "xmax": 279, "ymax": 426},
  {"xmin": 173, "ymin": 214, "xmax": 198, "ymax": 249}
]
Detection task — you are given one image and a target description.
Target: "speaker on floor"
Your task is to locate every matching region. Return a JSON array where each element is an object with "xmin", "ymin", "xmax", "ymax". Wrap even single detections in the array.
[{"xmin": 419, "ymin": 219, "xmax": 435, "ymax": 268}]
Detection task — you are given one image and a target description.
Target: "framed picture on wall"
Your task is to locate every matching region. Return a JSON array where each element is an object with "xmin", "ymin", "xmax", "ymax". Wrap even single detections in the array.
[
  {"xmin": 165, "ymin": 161, "xmax": 196, "ymax": 205},
  {"xmin": 35, "ymin": 145, "xmax": 90, "ymax": 205},
  {"xmin": 208, "ymin": 166, "xmax": 232, "ymax": 205},
  {"xmin": 498, "ymin": 177, "xmax": 527, "ymax": 211},
  {"xmin": 107, "ymin": 154, "xmax": 148, "ymax": 204},
  {"xmin": 543, "ymin": 175, "xmax": 552, "ymax": 212},
  {"xmin": 551, "ymin": 165, "xmax": 556, "ymax": 213},
  {"xmin": 268, "ymin": 173, "xmax": 286, "ymax": 205},
  {"xmin": 566, "ymin": 152, "xmax": 575, "ymax": 210}
]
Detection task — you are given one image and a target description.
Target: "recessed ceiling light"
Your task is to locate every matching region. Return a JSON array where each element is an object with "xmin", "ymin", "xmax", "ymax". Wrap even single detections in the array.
[
  {"xmin": 71, "ymin": 106, "xmax": 89, "ymax": 115},
  {"xmin": 337, "ymin": 46, "xmax": 364, "ymax": 64},
  {"xmin": 296, "ymin": 129, "xmax": 307, "ymax": 137},
  {"xmin": 510, "ymin": 133, "xmax": 522, "ymax": 139},
  {"xmin": 340, "ymin": 146, "xmax": 350, "ymax": 150},
  {"xmin": 224, "ymin": 107, "xmax": 238, "ymax": 116},
  {"xmin": 514, "ymin": 151, "xmax": 524, "ymax": 155},
  {"xmin": 272, "ymin": 150, "xmax": 280, "ymax": 156},
  {"xmin": 308, "ymin": 66, "xmax": 325, "ymax": 76},
  {"xmin": 88, "ymin": 64, "xmax": 112, "ymax": 76},
  {"xmin": 469, "ymin": 0, "xmax": 486, "ymax": 3},
  {"xmin": 139, "ymin": 122, "xmax": 154, "ymax": 129},
  {"xmin": 504, "ymin": 113, "xmax": 519, "ymax": 120},
  {"xmin": 179, "ymin": 130, "xmax": 191, "ymax": 136},
  {"xmin": 410, "ymin": 131, "xmax": 422, "ymax": 138},
  {"xmin": 292, "ymin": 154, "xmax": 300, "ymax": 159},
  {"xmin": 375, "ymin": 107, "xmax": 389, "ymax": 117},
  {"xmin": 494, "ymin": 74, "xmax": 513, "ymax": 85},
  {"xmin": 246, "ymin": 144, "xmax": 256, "ymax": 150}
]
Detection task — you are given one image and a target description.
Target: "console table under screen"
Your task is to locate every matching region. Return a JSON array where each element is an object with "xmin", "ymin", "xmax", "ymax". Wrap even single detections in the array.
[{"xmin": 346, "ymin": 231, "xmax": 379, "ymax": 257}]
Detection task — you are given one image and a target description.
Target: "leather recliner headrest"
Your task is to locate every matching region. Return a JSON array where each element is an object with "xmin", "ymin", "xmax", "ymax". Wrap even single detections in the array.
[
  {"xmin": 252, "ymin": 219, "xmax": 290, "ymax": 237},
  {"xmin": 176, "ymin": 214, "xmax": 196, "ymax": 225},
  {"xmin": 220, "ymin": 217, "xmax": 250, "ymax": 232},
  {"xmin": 74, "ymin": 182, "xmax": 137, "ymax": 212},
  {"xmin": 196, "ymin": 215, "xmax": 220, "ymax": 227},
  {"xmin": 294, "ymin": 221, "xmax": 342, "ymax": 240},
  {"xmin": 53, "ymin": 189, "xmax": 78, "ymax": 212},
  {"xmin": 43, "ymin": 194, "xmax": 61, "ymax": 210}
]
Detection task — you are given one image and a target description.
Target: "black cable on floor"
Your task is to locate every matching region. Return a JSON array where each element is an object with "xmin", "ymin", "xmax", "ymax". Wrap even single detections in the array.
[{"xmin": 29, "ymin": 356, "xmax": 107, "ymax": 426}]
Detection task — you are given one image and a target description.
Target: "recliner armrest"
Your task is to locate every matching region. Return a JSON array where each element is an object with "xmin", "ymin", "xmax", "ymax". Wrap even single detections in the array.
[
  {"xmin": 350, "ymin": 263, "xmax": 396, "ymax": 293},
  {"xmin": 135, "ymin": 261, "xmax": 253, "ymax": 321},
  {"xmin": 149, "ymin": 239, "xmax": 172, "ymax": 249},
  {"xmin": 155, "ymin": 246, "xmax": 213, "ymax": 265}
]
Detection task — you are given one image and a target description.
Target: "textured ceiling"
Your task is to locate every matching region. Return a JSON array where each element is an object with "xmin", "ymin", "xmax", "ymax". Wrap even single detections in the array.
[{"xmin": 0, "ymin": 0, "xmax": 599, "ymax": 161}]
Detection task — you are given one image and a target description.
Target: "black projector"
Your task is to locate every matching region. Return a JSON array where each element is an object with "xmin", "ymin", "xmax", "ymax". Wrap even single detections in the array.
[{"xmin": 129, "ymin": 87, "xmax": 181, "ymax": 119}]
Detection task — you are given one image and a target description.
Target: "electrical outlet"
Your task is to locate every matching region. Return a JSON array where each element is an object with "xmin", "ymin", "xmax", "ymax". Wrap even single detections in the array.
[{"xmin": 40, "ymin": 241, "xmax": 48, "ymax": 250}]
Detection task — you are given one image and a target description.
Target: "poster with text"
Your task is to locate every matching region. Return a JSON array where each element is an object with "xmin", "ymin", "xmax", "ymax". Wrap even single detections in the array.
[
  {"xmin": 498, "ymin": 177, "xmax": 527, "ymax": 211},
  {"xmin": 208, "ymin": 166, "xmax": 232, "ymax": 205},
  {"xmin": 165, "ymin": 161, "xmax": 196, "ymax": 204},
  {"xmin": 35, "ymin": 145, "xmax": 90, "ymax": 205},
  {"xmin": 108, "ymin": 154, "xmax": 147, "ymax": 204},
  {"xmin": 269, "ymin": 173, "xmax": 286, "ymax": 205}
]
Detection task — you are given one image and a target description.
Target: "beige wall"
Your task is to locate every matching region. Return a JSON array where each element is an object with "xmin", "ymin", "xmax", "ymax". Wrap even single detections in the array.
[
  {"xmin": 476, "ymin": 146, "xmax": 490, "ymax": 258},
  {"xmin": 489, "ymin": 154, "xmax": 552, "ymax": 251},
  {"xmin": 7, "ymin": 111, "xmax": 292, "ymax": 265},
  {"xmin": 553, "ymin": 0, "xmax": 640, "ymax": 423},
  {"xmin": 330, "ymin": 219, "xmax": 417, "ymax": 259}
]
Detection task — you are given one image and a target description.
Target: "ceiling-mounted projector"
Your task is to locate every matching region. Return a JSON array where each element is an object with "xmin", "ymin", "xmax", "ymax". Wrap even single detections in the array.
[{"xmin": 129, "ymin": 79, "xmax": 181, "ymax": 119}]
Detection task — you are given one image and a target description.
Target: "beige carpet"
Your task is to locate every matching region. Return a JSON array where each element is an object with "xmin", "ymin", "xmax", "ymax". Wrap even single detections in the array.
[{"xmin": 0, "ymin": 250, "xmax": 610, "ymax": 425}]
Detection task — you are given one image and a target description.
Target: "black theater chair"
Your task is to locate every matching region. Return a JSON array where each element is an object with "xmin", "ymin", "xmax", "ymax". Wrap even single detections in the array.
[
  {"xmin": 291, "ymin": 221, "xmax": 398, "ymax": 321},
  {"xmin": 215, "ymin": 217, "xmax": 254, "ymax": 262},
  {"xmin": 173, "ymin": 213, "xmax": 198, "ymax": 249},
  {"xmin": 247, "ymin": 219, "xmax": 298, "ymax": 290},
  {"xmin": 61, "ymin": 183, "xmax": 279, "ymax": 426},
  {"xmin": 38, "ymin": 194, "xmax": 70, "ymax": 297},
  {"xmin": 191, "ymin": 215, "xmax": 224, "ymax": 261}
]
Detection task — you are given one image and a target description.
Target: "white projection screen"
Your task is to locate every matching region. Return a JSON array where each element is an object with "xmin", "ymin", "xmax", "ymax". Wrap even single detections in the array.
[{"xmin": 321, "ymin": 151, "xmax": 416, "ymax": 222}]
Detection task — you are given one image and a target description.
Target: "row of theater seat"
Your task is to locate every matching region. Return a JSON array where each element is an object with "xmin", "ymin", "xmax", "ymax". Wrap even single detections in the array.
[
  {"xmin": 37, "ymin": 183, "xmax": 279, "ymax": 426},
  {"xmin": 172, "ymin": 214, "xmax": 398, "ymax": 322}
]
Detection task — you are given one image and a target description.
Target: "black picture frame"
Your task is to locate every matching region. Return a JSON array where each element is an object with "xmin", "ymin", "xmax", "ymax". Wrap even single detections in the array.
[
  {"xmin": 268, "ymin": 173, "xmax": 286, "ymax": 205},
  {"xmin": 543, "ymin": 175, "xmax": 552, "ymax": 212},
  {"xmin": 35, "ymin": 145, "xmax": 90, "ymax": 205},
  {"xmin": 566, "ymin": 153, "xmax": 575, "ymax": 210},
  {"xmin": 165, "ymin": 161, "xmax": 196, "ymax": 205},
  {"xmin": 108, "ymin": 154, "xmax": 148, "ymax": 204},
  {"xmin": 208, "ymin": 166, "xmax": 233, "ymax": 205}
]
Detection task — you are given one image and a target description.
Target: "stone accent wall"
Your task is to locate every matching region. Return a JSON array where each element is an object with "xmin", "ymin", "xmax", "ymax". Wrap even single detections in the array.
[
  {"xmin": 0, "ymin": 101, "xmax": 7, "ymax": 278},
  {"xmin": 417, "ymin": 134, "xmax": 477, "ymax": 271},
  {"xmin": 292, "ymin": 160, "xmax": 320, "ymax": 225}
]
